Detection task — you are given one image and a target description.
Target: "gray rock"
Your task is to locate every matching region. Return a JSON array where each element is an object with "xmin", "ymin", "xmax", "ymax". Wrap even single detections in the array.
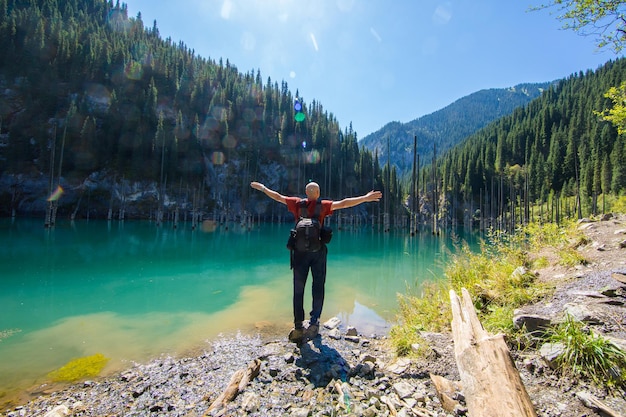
[
  {"xmin": 323, "ymin": 317, "xmax": 341, "ymax": 329},
  {"xmin": 362, "ymin": 405, "xmax": 379, "ymax": 417},
  {"xmin": 397, "ymin": 408, "xmax": 411, "ymax": 417},
  {"xmin": 564, "ymin": 303, "xmax": 603, "ymax": 324},
  {"xmin": 328, "ymin": 328, "xmax": 341, "ymax": 340},
  {"xmin": 512, "ymin": 313, "xmax": 552, "ymax": 335},
  {"xmin": 571, "ymin": 290, "xmax": 609, "ymax": 298},
  {"xmin": 43, "ymin": 405, "xmax": 69, "ymax": 417},
  {"xmin": 358, "ymin": 361, "xmax": 375, "ymax": 378},
  {"xmin": 386, "ymin": 358, "xmax": 411, "ymax": 374},
  {"xmin": 540, "ymin": 342, "xmax": 565, "ymax": 369},
  {"xmin": 359, "ymin": 353, "xmax": 376, "ymax": 363},
  {"xmin": 290, "ymin": 407, "xmax": 310, "ymax": 417},
  {"xmin": 404, "ymin": 397, "xmax": 418, "ymax": 408},
  {"xmin": 411, "ymin": 386, "xmax": 428, "ymax": 403},
  {"xmin": 392, "ymin": 381, "xmax": 414, "ymax": 399},
  {"xmin": 241, "ymin": 392, "xmax": 260, "ymax": 413},
  {"xmin": 601, "ymin": 334, "xmax": 626, "ymax": 351}
]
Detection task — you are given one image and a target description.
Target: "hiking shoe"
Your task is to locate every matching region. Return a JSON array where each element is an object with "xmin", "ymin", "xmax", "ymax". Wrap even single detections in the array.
[
  {"xmin": 288, "ymin": 327, "xmax": 304, "ymax": 344},
  {"xmin": 305, "ymin": 322, "xmax": 319, "ymax": 340}
]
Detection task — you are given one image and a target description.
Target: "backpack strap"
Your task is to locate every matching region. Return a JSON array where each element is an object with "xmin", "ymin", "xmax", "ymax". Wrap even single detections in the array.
[
  {"xmin": 298, "ymin": 199, "xmax": 308, "ymax": 219},
  {"xmin": 298, "ymin": 198, "xmax": 322, "ymax": 221},
  {"xmin": 313, "ymin": 200, "xmax": 322, "ymax": 220}
]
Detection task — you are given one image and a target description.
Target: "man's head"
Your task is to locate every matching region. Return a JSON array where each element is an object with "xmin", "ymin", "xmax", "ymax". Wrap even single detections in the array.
[{"xmin": 305, "ymin": 182, "xmax": 320, "ymax": 200}]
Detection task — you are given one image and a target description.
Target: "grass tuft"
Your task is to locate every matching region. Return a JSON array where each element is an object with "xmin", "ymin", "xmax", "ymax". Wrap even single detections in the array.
[
  {"xmin": 608, "ymin": 195, "xmax": 626, "ymax": 213},
  {"xmin": 390, "ymin": 221, "xmax": 577, "ymax": 356},
  {"xmin": 389, "ymin": 219, "xmax": 626, "ymax": 391},
  {"xmin": 548, "ymin": 315, "xmax": 626, "ymax": 389}
]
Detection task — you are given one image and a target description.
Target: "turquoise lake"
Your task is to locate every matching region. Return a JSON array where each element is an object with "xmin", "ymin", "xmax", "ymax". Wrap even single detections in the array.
[{"xmin": 0, "ymin": 218, "xmax": 475, "ymax": 402}]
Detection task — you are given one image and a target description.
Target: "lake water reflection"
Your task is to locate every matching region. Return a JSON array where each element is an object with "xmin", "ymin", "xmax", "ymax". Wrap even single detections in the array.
[{"xmin": 0, "ymin": 218, "xmax": 475, "ymax": 402}]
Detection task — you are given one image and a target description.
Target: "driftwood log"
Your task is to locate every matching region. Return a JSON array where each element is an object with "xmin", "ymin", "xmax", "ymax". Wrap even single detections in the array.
[
  {"xmin": 429, "ymin": 374, "xmax": 462, "ymax": 412},
  {"xmin": 204, "ymin": 358, "xmax": 261, "ymax": 416},
  {"xmin": 612, "ymin": 272, "xmax": 626, "ymax": 284},
  {"xmin": 450, "ymin": 288, "xmax": 537, "ymax": 417},
  {"xmin": 576, "ymin": 391, "xmax": 624, "ymax": 417}
]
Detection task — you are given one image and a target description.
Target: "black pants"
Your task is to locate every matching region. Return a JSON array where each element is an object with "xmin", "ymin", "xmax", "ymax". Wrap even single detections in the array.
[{"xmin": 292, "ymin": 245, "xmax": 327, "ymax": 327}]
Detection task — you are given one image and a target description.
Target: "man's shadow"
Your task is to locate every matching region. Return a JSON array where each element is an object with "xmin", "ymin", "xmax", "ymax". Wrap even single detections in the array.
[{"xmin": 294, "ymin": 336, "xmax": 350, "ymax": 387}]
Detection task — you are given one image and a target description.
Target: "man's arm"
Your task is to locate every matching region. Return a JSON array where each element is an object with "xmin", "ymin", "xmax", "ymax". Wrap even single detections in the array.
[
  {"xmin": 331, "ymin": 190, "xmax": 382, "ymax": 210},
  {"xmin": 250, "ymin": 181, "xmax": 287, "ymax": 205}
]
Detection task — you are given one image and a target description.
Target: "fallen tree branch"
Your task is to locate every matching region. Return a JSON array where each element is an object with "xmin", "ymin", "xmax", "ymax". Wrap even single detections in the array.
[
  {"xmin": 576, "ymin": 391, "xmax": 624, "ymax": 417},
  {"xmin": 429, "ymin": 373, "xmax": 462, "ymax": 412},
  {"xmin": 204, "ymin": 358, "xmax": 261, "ymax": 415}
]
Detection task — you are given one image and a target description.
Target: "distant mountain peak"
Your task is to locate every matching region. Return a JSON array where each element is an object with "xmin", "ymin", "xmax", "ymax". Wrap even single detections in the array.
[{"xmin": 359, "ymin": 82, "xmax": 552, "ymax": 173}]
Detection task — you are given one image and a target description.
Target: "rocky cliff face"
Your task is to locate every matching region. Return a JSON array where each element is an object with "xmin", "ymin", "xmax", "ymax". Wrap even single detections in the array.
[{"xmin": 0, "ymin": 160, "xmax": 290, "ymax": 221}]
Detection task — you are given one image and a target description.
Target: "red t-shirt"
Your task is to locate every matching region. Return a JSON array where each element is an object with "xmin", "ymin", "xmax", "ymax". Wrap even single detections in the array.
[{"xmin": 286, "ymin": 197, "xmax": 333, "ymax": 225}]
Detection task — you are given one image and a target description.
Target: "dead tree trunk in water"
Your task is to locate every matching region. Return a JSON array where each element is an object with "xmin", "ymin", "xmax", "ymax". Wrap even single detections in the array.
[
  {"xmin": 411, "ymin": 135, "xmax": 418, "ymax": 235},
  {"xmin": 432, "ymin": 142, "xmax": 438, "ymax": 235},
  {"xmin": 45, "ymin": 123, "xmax": 57, "ymax": 228}
]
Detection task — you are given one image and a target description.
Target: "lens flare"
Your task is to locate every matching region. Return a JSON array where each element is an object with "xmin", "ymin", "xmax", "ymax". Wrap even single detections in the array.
[
  {"xmin": 47, "ymin": 185, "xmax": 64, "ymax": 202},
  {"xmin": 124, "ymin": 61, "xmax": 143, "ymax": 80},
  {"xmin": 222, "ymin": 134, "xmax": 237, "ymax": 149},
  {"xmin": 305, "ymin": 150, "xmax": 321, "ymax": 164},
  {"xmin": 211, "ymin": 152, "xmax": 225, "ymax": 165},
  {"xmin": 201, "ymin": 220, "xmax": 217, "ymax": 233}
]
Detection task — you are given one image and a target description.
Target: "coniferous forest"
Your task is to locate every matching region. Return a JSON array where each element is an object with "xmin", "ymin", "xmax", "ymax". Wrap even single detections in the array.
[
  {"xmin": 435, "ymin": 60, "xmax": 626, "ymax": 230},
  {"xmin": 0, "ymin": 0, "xmax": 624, "ymax": 230},
  {"xmin": 0, "ymin": 0, "xmax": 397, "ymax": 224}
]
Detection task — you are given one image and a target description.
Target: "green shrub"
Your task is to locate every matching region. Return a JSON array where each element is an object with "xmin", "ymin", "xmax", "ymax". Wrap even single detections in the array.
[
  {"xmin": 610, "ymin": 195, "xmax": 626, "ymax": 214},
  {"xmin": 395, "ymin": 281, "xmax": 451, "ymax": 334},
  {"xmin": 548, "ymin": 315, "xmax": 626, "ymax": 389},
  {"xmin": 482, "ymin": 304, "xmax": 517, "ymax": 334},
  {"xmin": 557, "ymin": 248, "xmax": 588, "ymax": 267},
  {"xmin": 390, "ymin": 221, "xmax": 565, "ymax": 357},
  {"xmin": 388, "ymin": 325, "xmax": 419, "ymax": 357}
]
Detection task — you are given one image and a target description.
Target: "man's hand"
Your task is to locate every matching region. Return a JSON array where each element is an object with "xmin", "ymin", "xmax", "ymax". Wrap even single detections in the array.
[
  {"xmin": 332, "ymin": 190, "xmax": 382, "ymax": 210},
  {"xmin": 250, "ymin": 182, "xmax": 287, "ymax": 204},
  {"xmin": 250, "ymin": 181, "xmax": 265, "ymax": 191},
  {"xmin": 365, "ymin": 190, "xmax": 382, "ymax": 202}
]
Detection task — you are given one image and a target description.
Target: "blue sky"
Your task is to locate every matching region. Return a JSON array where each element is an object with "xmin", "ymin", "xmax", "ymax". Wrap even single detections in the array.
[{"xmin": 125, "ymin": 0, "xmax": 616, "ymax": 139}]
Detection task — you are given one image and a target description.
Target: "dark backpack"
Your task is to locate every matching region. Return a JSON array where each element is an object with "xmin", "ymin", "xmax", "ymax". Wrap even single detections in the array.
[{"xmin": 288, "ymin": 199, "xmax": 322, "ymax": 252}]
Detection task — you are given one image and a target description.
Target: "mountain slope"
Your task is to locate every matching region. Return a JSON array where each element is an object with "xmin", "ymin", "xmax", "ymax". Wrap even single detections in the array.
[{"xmin": 359, "ymin": 82, "xmax": 551, "ymax": 174}]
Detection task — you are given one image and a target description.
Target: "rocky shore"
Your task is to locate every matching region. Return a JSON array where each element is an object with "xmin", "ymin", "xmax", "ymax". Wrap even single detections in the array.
[
  {"xmin": 2, "ymin": 325, "xmax": 454, "ymax": 417},
  {"xmin": 2, "ymin": 215, "xmax": 626, "ymax": 417}
]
